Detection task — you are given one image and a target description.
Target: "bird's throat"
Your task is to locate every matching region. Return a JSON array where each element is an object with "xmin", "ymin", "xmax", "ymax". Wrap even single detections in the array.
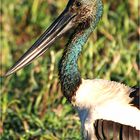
[{"xmin": 58, "ymin": 28, "xmax": 92, "ymax": 102}]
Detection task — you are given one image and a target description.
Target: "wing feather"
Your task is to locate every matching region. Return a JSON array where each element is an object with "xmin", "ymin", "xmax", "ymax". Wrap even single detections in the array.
[{"xmin": 94, "ymin": 119, "xmax": 140, "ymax": 140}]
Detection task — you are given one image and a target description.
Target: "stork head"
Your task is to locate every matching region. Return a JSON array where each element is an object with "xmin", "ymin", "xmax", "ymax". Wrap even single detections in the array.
[
  {"xmin": 67, "ymin": 0, "xmax": 103, "ymax": 26},
  {"xmin": 5, "ymin": 0, "xmax": 103, "ymax": 76}
]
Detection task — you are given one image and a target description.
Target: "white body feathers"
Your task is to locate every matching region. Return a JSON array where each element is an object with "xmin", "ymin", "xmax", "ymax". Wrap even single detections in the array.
[{"xmin": 74, "ymin": 79, "xmax": 140, "ymax": 140}]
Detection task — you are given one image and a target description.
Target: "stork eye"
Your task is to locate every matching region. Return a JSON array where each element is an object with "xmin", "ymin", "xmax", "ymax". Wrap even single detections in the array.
[{"xmin": 76, "ymin": 1, "xmax": 81, "ymax": 7}]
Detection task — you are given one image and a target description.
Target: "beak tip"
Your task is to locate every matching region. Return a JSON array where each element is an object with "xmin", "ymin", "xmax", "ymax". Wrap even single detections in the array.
[{"xmin": 4, "ymin": 70, "xmax": 13, "ymax": 77}]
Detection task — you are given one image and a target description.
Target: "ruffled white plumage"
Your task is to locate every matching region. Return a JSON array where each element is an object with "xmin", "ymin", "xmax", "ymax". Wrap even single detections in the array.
[{"xmin": 74, "ymin": 79, "xmax": 140, "ymax": 139}]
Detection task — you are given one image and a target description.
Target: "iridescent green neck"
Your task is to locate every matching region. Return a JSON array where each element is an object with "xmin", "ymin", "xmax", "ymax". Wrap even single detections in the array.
[
  {"xmin": 59, "ymin": 28, "xmax": 91, "ymax": 101},
  {"xmin": 58, "ymin": 0, "xmax": 103, "ymax": 102}
]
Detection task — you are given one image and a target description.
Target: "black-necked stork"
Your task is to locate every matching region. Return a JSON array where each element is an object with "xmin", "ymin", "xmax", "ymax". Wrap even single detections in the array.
[{"xmin": 5, "ymin": 0, "xmax": 140, "ymax": 139}]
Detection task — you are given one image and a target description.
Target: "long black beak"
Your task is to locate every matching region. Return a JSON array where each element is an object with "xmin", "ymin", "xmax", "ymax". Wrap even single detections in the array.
[{"xmin": 5, "ymin": 8, "xmax": 76, "ymax": 76}]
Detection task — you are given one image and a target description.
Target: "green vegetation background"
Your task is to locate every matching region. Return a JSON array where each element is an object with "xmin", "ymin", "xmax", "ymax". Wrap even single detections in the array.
[{"xmin": 1, "ymin": 0, "xmax": 139, "ymax": 139}]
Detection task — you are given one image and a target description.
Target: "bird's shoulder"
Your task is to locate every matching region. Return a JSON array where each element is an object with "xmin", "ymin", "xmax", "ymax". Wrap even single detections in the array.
[{"xmin": 74, "ymin": 79, "xmax": 135, "ymax": 108}]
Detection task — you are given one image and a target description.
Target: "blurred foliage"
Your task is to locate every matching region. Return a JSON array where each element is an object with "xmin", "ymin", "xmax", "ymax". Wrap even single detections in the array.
[{"xmin": 0, "ymin": 0, "xmax": 139, "ymax": 139}]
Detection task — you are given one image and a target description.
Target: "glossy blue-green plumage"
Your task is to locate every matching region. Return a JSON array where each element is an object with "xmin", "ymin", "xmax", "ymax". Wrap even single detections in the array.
[{"xmin": 59, "ymin": 0, "xmax": 103, "ymax": 101}]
